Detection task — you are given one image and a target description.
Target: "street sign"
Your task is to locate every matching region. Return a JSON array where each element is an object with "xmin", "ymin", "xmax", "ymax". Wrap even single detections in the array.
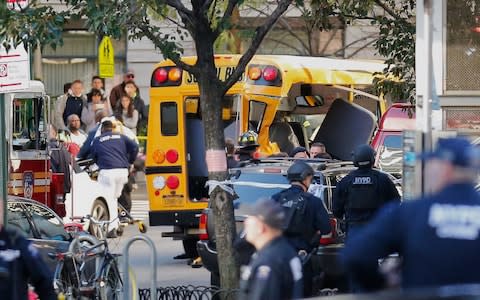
[
  {"xmin": 98, "ymin": 36, "xmax": 115, "ymax": 78},
  {"xmin": 7, "ymin": 0, "xmax": 29, "ymax": 11},
  {"xmin": 0, "ymin": 43, "xmax": 30, "ymax": 93}
]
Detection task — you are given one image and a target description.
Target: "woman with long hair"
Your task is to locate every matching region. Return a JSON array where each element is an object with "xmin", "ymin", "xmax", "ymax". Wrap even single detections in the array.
[{"xmin": 118, "ymin": 95, "xmax": 139, "ymax": 135}]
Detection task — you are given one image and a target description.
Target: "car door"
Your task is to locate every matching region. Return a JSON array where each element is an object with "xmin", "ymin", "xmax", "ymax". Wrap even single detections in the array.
[{"xmin": 21, "ymin": 201, "xmax": 70, "ymax": 271}]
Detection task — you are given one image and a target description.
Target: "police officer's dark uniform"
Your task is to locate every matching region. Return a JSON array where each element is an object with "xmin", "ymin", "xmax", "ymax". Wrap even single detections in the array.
[
  {"xmin": 342, "ymin": 137, "xmax": 480, "ymax": 291},
  {"xmin": 239, "ymin": 199, "xmax": 303, "ymax": 300},
  {"xmin": 271, "ymin": 161, "xmax": 331, "ymax": 296},
  {"xmin": 333, "ymin": 144, "xmax": 400, "ymax": 235},
  {"xmin": 0, "ymin": 227, "xmax": 56, "ymax": 300}
]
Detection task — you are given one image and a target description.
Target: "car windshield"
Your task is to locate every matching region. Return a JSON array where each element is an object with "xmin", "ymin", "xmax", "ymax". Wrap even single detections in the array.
[
  {"xmin": 7, "ymin": 202, "xmax": 34, "ymax": 238},
  {"xmin": 24, "ymin": 202, "xmax": 69, "ymax": 241},
  {"xmin": 232, "ymin": 172, "xmax": 289, "ymax": 208}
]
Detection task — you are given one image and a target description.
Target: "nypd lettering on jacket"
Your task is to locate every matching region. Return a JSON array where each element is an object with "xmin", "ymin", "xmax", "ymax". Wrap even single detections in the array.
[
  {"xmin": 353, "ymin": 176, "xmax": 372, "ymax": 184},
  {"xmin": 99, "ymin": 134, "xmax": 121, "ymax": 142},
  {"xmin": 428, "ymin": 203, "xmax": 480, "ymax": 240}
]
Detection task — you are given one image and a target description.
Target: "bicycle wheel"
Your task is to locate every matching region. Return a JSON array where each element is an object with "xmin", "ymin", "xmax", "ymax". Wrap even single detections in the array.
[
  {"xmin": 53, "ymin": 258, "xmax": 80, "ymax": 300},
  {"xmin": 98, "ymin": 257, "xmax": 123, "ymax": 300},
  {"xmin": 98, "ymin": 258, "xmax": 137, "ymax": 300}
]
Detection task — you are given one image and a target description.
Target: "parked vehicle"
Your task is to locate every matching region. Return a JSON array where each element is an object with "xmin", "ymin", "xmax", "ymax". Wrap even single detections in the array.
[
  {"xmin": 371, "ymin": 103, "xmax": 415, "ymax": 177},
  {"xmin": 197, "ymin": 159, "xmax": 362, "ymax": 293},
  {"xmin": 5, "ymin": 196, "xmax": 94, "ymax": 272}
]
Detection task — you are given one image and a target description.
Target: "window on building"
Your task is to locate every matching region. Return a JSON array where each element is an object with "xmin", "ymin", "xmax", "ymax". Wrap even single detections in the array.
[
  {"xmin": 446, "ymin": 0, "xmax": 480, "ymax": 92},
  {"xmin": 42, "ymin": 31, "xmax": 126, "ymax": 97}
]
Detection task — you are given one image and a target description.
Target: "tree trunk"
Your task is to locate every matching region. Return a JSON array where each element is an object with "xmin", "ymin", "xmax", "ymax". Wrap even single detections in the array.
[{"xmin": 196, "ymin": 37, "xmax": 239, "ymax": 295}]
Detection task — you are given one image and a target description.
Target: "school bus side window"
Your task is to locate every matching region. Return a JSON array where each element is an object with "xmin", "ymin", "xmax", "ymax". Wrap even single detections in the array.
[
  {"xmin": 161, "ymin": 102, "xmax": 178, "ymax": 136},
  {"xmin": 248, "ymin": 100, "xmax": 266, "ymax": 132}
]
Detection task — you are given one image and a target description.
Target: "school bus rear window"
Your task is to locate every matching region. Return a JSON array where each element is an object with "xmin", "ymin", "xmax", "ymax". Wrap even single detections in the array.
[{"xmin": 161, "ymin": 102, "xmax": 178, "ymax": 136}]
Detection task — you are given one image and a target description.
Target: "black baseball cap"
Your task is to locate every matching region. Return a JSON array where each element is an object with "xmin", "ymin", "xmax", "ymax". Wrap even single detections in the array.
[
  {"xmin": 418, "ymin": 137, "xmax": 479, "ymax": 168},
  {"xmin": 244, "ymin": 198, "xmax": 285, "ymax": 230}
]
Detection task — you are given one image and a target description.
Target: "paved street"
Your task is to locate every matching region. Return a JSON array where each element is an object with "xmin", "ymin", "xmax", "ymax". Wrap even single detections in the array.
[{"xmin": 108, "ymin": 173, "xmax": 209, "ymax": 289}]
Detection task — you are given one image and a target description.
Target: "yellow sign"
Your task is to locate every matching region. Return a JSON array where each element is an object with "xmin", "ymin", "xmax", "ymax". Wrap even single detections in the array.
[{"xmin": 98, "ymin": 36, "xmax": 114, "ymax": 78}]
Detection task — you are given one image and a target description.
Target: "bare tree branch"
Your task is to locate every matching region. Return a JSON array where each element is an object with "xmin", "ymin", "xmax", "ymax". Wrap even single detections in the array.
[
  {"xmin": 136, "ymin": 22, "xmax": 196, "ymax": 74},
  {"xmin": 331, "ymin": 33, "xmax": 378, "ymax": 57},
  {"xmin": 345, "ymin": 39, "xmax": 376, "ymax": 59},
  {"xmin": 165, "ymin": 0, "xmax": 192, "ymax": 16},
  {"xmin": 214, "ymin": 0, "xmax": 242, "ymax": 38},
  {"xmin": 374, "ymin": 0, "xmax": 401, "ymax": 20},
  {"xmin": 221, "ymin": 0, "xmax": 292, "ymax": 93},
  {"xmin": 246, "ymin": 4, "xmax": 311, "ymax": 54},
  {"xmin": 264, "ymin": 36, "xmax": 307, "ymax": 55}
]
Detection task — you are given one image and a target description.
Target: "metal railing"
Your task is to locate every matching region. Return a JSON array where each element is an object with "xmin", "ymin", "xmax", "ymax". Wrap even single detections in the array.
[{"xmin": 123, "ymin": 235, "xmax": 158, "ymax": 300}]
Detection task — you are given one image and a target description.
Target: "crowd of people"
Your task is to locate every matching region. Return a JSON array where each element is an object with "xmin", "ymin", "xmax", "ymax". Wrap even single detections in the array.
[{"xmin": 49, "ymin": 70, "xmax": 146, "ymax": 215}]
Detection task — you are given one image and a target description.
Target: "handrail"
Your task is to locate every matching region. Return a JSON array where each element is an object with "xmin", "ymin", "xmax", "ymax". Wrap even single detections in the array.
[{"xmin": 122, "ymin": 235, "xmax": 157, "ymax": 300}]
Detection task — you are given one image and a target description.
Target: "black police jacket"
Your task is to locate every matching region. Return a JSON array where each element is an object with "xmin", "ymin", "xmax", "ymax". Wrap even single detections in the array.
[
  {"xmin": 333, "ymin": 167, "xmax": 400, "ymax": 226},
  {"xmin": 342, "ymin": 183, "xmax": 480, "ymax": 290},
  {"xmin": 272, "ymin": 185, "xmax": 331, "ymax": 251},
  {"xmin": 239, "ymin": 236, "xmax": 303, "ymax": 300},
  {"xmin": 0, "ymin": 228, "xmax": 56, "ymax": 300}
]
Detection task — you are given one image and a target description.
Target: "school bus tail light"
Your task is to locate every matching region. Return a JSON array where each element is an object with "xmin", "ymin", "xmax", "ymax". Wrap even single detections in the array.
[
  {"xmin": 154, "ymin": 68, "xmax": 168, "ymax": 83},
  {"xmin": 165, "ymin": 149, "xmax": 179, "ymax": 163},
  {"xmin": 166, "ymin": 176, "xmax": 180, "ymax": 189},
  {"xmin": 248, "ymin": 67, "xmax": 262, "ymax": 80},
  {"xmin": 153, "ymin": 149, "xmax": 165, "ymax": 164},
  {"xmin": 168, "ymin": 67, "xmax": 182, "ymax": 82},
  {"xmin": 263, "ymin": 67, "xmax": 278, "ymax": 81}
]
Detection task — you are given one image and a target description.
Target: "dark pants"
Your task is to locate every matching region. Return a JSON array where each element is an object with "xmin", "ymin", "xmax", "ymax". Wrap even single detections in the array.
[{"xmin": 118, "ymin": 173, "xmax": 135, "ymax": 212}]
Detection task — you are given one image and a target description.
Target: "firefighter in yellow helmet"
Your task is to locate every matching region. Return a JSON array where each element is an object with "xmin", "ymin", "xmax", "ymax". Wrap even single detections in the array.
[{"xmin": 237, "ymin": 130, "xmax": 259, "ymax": 162}]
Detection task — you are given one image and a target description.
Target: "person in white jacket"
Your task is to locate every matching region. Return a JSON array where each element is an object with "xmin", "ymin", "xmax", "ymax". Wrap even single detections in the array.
[{"xmin": 81, "ymin": 88, "xmax": 113, "ymax": 132}]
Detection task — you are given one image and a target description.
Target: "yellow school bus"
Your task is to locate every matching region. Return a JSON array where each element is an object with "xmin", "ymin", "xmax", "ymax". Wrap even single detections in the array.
[
  {"xmin": 146, "ymin": 55, "xmax": 245, "ymax": 253},
  {"xmin": 242, "ymin": 55, "xmax": 387, "ymax": 160}
]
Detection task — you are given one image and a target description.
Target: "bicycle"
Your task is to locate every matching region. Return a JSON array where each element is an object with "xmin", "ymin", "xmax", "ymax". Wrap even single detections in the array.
[{"xmin": 52, "ymin": 215, "xmax": 139, "ymax": 300}]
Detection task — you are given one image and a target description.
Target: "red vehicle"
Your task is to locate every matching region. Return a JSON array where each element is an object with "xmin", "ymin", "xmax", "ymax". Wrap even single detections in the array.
[
  {"xmin": 371, "ymin": 103, "xmax": 415, "ymax": 176},
  {"xmin": 6, "ymin": 81, "xmax": 66, "ymax": 217}
]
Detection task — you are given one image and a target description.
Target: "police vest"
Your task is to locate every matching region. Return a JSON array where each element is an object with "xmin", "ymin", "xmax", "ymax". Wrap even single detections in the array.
[
  {"xmin": 346, "ymin": 170, "xmax": 383, "ymax": 210},
  {"xmin": 278, "ymin": 191, "xmax": 308, "ymax": 236}
]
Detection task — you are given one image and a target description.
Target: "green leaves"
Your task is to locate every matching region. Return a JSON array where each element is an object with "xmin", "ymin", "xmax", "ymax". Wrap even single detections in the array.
[{"xmin": 0, "ymin": 5, "xmax": 67, "ymax": 51}]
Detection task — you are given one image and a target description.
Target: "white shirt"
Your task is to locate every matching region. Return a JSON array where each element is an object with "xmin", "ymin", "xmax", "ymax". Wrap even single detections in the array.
[{"xmin": 70, "ymin": 131, "xmax": 87, "ymax": 147}]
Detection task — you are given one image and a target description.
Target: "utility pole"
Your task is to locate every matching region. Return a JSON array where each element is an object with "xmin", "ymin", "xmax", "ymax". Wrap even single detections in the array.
[
  {"xmin": 0, "ymin": 95, "xmax": 6, "ymax": 226},
  {"xmin": 421, "ymin": 0, "xmax": 433, "ymax": 195}
]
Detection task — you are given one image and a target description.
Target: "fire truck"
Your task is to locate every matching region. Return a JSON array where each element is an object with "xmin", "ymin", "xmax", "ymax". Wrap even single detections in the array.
[{"xmin": 5, "ymin": 81, "xmax": 119, "ymax": 235}]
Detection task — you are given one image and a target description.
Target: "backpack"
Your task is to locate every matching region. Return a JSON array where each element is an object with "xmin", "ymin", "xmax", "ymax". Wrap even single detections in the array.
[{"xmin": 278, "ymin": 191, "xmax": 308, "ymax": 236}]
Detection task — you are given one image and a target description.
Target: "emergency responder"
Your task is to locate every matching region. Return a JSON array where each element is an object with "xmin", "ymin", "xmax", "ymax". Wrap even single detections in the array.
[
  {"xmin": 333, "ymin": 144, "xmax": 400, "ymax": 236},
  {"xmin": 237, "ymin": 130, "xmax": 259, "ymax": 162},
  {"xmin": 239, "ymin": 198, "xmax": 303, "ymax": 300},
  {"xmin": 91, "ymin": 120, "xmax": 139, "ymax": 201},
  {"xmin": 342, "ymin": 137, "xmax": 480, "ymax": 291},
  {"xmin": 0, "ymin": 221, "xmax": 56, "ymax": 299},
  {"xmin": 271, "ymin": 161, "xmax": 331, "ymax": 296}
]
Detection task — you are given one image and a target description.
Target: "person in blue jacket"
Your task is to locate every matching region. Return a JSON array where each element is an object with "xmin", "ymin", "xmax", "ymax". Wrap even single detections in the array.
[
  {"xmin": 333, "ymin": 144, "xmax": 400, "ymax": 236},
  {"xmin": 271, "ymin": 161, "xmax": 331, "ymax": 296},
  {"xmin": 0, "ymin": 223, "xmax": 56, "ymax": 300},
  {"xmin": 342, "ymin": 137, "xmax": 480, "ymax": 291},
  {"xmin": 91, "ymin": 120, "xmax": 139, "ymax": 200},
  {"xmin": 239, "ymin": 198, "xmax": 303, "ymax": 300}
]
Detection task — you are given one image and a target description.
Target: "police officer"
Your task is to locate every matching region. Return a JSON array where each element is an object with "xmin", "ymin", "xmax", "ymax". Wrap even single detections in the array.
[
  {"xmin": 239, "ymin": 198, "xmax": 303, "ymax": 300},
  {"xmin": 271, "ymin": 161, "xmax": 331, "ymax": 296},
  {"xmin": 0, "ymin": 222, "xmax": 56, "ymax": 299},
  {"xmin": 333, "ymin": 144, "xmax": 400, "ymax": 236},
  {"xmin": 91, "ymin": 120, "xmax": 139, "ymax": 201},
  {"xmin": 237, "ymin": 130, "xmax": 259, "ymax": 162},
  {"xmin": 342, "ymin": 137, "xmax": 480, "ymax": 291}
]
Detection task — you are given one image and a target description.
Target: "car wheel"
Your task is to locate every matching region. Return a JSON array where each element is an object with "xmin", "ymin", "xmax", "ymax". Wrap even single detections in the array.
[{"xmin": 90, "ymin": 199, "xmax": 109, "ymax": 239}]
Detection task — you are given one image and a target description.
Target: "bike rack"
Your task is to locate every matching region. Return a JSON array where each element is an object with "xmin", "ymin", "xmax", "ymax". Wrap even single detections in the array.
[{"xmin": 122, "ymin": 235, "xmax": 158, "ymax": 300}]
